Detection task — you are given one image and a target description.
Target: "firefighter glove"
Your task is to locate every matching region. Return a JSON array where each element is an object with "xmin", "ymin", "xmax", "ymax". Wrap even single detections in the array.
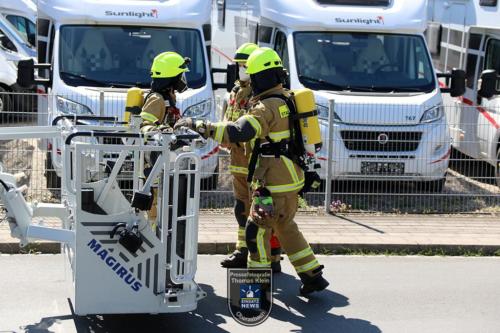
[
  {"xmin": 251, "ymin": 187, "xmax": 274, "ymax": 222},
  {"xmin": 174, "ymin": 118, "xmax": 209, "ymax": 138},
  {"xmin": 173, "ymin": 117, "xmax": 194, "ymax": 131},
  {"xmin": 157, "ymin": 124, "xmax": 173, "ymax": 133}
]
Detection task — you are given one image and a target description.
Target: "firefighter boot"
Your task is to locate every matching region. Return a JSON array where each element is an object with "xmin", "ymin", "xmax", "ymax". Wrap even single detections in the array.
[
  {"xmin": 299, "ymin": 266, "xmax": 329, "ymax": 296},
  {"xmin": 221, "ymin": 247, "xmax": 248, "ymax": 268},
  {"xmin": 271, "ymin": 256, "xmax": 282, "ymax": 273}
]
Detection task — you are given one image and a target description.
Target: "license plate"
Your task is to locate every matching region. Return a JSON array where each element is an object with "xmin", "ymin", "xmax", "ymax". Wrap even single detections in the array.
[{"xmin": 361, "ymin": 162, "xmax": 405, "ymax": 175}]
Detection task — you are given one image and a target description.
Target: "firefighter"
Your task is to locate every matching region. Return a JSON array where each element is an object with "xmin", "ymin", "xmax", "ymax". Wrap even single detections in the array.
[
  {"xmin": 220, "ymin": 43, "xmax": 283, "ymax": 273},
  {"xmin": 175, "ymin": 48, "xmax": 329, "ymax": 295},
  {"xmin": 139, "ymin": 51, "xmax": 190, "ymax": 224},
  {"xmin": 140, "ymin": 51, "xmax": 190, "ymax": 133}
]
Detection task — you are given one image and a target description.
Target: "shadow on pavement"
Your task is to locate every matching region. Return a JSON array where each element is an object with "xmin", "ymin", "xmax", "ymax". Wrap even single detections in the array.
[
  {"xmin": 22, "ymin": 284, "xmax": 230, "ymax": 333},
  {"xmin": 271, "ymin": 272, "xmax": 381, "ymax": 333},
  {"xmin": 21, "ymin": 276, "xmax": 380, "ymax": 333}
]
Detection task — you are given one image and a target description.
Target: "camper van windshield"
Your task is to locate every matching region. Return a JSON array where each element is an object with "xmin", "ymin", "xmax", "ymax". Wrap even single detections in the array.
[
  {"xmin": 295, "ymin": 32, "xmax": 435, "ymax": 93},
  {"xmin": 59, "ymin": 26, "xmax": 206, "ymax": 89}
]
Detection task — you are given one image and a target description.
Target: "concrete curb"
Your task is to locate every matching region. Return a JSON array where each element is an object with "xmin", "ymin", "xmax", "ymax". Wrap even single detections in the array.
[
  {"xmin": 2, "ymin": 241, "xmax": 500, "ymax": 256},
  {"xmin": 0, "ymin": 242, "xmax": 61, "ymax": 254}
]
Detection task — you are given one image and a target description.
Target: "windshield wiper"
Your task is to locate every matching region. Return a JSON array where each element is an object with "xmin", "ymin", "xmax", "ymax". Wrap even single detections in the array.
[
  {"xmin": 344, "ymin": 85, "xmax": 377, "ymax": 92},
  {"xmin": 60, "ymin": 71, "xmax": 133, "ymax": 88},
  {"xmin": 298, "ymin": 75, "xmax": 344, "ymax": 91},
  {"xmin": 385, "ymin": 87, "xmax": 427, "ymax": 93}
]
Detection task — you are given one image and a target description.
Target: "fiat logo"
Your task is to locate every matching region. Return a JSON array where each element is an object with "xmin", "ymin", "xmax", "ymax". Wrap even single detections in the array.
[{"xmin": 377, "ymin": 133, "xmax": 389, "ymax": 145}]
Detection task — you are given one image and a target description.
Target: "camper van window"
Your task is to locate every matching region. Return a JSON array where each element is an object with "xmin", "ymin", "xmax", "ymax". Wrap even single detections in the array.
[
  {"xmin": 0, "ymin": 29, "xmax": 17, "ymax": 52},
  {"xmin": 295, "ymin": 32, "xmax": 435, "ymax": 93},
  {"xmin": 446, "ymin": 49, "xmax": 462, "ymax": 71},
  {"xmin": 479, "ymin": 0, "xmax": 497, "ymax": 7},
  {"xmin": 468, "ymin": 33, "xmax": 482, "ymax": 50},
  {"xmin": 465, "ymin": 54, "xmax": 478, "ymax": 89},
  {"xmin": 485, "ymin": 39, "xmax": 500, "ymax": 90},
  {"xmin": 448, "ymin": 29, "xmax": 464, "ymax": 48},
  {"xmin": 6, "ymin": 15, "xmax": 36, "ymax": 47},
  {"xmin": 274, "ymin": 31, "xmax": 290, "ymax": 70},
  {"xmin": 59, "ymin": 26, "xmax": 206, "ymax": 89}
]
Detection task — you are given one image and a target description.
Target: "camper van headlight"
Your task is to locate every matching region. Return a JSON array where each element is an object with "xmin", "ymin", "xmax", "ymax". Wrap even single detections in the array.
[
  {"xmin": 183, "ymin": 99, "xmax": 212, "ymax": 118},
  {"xmin": 420, "ymin": 104, "xmax": 444, "ymax": 123},
  {"xmin": 56, "ymin": 96, "xmax": 92, "ymax": 115},
  {"xmin": 316, "ymin": 104, "xmax": 342, "ymax": 122}
]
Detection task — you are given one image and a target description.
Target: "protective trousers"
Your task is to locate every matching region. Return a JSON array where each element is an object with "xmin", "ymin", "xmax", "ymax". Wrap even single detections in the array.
[
  {"xmin": 246, "ymin": 192, "xmax": 319, "ymax": 276},
  {"xmin": 233, "ymin": 173, "xmax": 251, "ymax": 250},
  {"xmin": 233, "ymin": 173, "xmax": 281, "ymax": 259}
]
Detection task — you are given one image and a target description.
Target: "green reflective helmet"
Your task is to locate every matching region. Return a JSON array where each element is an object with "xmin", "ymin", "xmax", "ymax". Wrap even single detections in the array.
[
  {"xmin": 245, "ymin": 47, "xmax": 283, "ymax": 75},
  {"xmin": 150, "ymin": 52, "xmax": 190, "ymax": 78},
  {"xmin": 233, "ymin": 42, "xmax": 259, "ymax": 63}
]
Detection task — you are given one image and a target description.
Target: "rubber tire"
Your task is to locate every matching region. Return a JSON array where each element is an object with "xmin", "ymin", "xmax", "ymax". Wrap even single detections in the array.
[
  {"xmin": 496, "ymin": 147, "xmax": 500, "ymax": 189},
  {"xmin": 45, "ymin": 152, "xmax": 62, "ymax": 191},
  {"xmin": 418, "ymin": 178, "xmax": 445, "ymax": 193}
]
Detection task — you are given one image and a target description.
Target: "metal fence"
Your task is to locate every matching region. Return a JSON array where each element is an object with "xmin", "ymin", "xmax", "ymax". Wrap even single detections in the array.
[{"xmin": 0, "ymin": 90, "xmax": 498, "ymax": 214}]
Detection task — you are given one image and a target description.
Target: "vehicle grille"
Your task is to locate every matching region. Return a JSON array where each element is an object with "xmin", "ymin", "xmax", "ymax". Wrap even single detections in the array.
[{"xmin": 340, "ymin": 131, "xmax": 422, "ymax": 152}]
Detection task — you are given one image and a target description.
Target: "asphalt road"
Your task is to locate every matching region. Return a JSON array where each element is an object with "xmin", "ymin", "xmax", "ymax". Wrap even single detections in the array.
[{"xmin": 1, "ymin": 255, "xmax": 500, "ymax": 333}]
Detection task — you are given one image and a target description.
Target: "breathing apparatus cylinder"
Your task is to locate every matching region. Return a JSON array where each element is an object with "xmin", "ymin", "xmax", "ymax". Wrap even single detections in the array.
[
  {"xmin": 292, "ymin": 88, "xmax": 322, "ymax": 155},
  {"xmin": 124, "ymin": 87, "xmax": 144, "ymax": 125}
]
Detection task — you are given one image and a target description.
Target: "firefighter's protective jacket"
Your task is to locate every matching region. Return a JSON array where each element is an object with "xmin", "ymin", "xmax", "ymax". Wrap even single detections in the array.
[
  {"xmin": 207, "ymin": 85, "xmax": 305, "ymax": 195},
  {"xmin": 223, "ymin": 80, "xmax": 253, "ymax": 176},
  {"xmin": 140, "ymin": 92, "xmax": 181, "ymax": 133}
]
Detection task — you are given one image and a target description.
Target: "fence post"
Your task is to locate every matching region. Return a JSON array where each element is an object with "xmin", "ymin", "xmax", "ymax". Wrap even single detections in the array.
[
  {"xmin": 325, "ymin": 99, "xmax": 335, "ymax": 213},
  {"xmin": 99, "ymin": 90, "xmax": 104, "ymax": 117}
]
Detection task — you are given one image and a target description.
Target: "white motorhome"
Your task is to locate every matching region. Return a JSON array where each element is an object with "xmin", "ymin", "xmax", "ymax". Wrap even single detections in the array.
[
  {"xmin": 18, "ymin": 0, "xmax": 219, "ymax": 189},
  {"xmin": 0, "ymin": 14, "xmax": 36, "ymax": 113},
  {"xmin": 0, "ymin": 0, "xmax": 36, "ymax": 47},
  {"xmin": 216, "ymin": 0, "xmax": 465, "ymax": 191},
  {"xmin": 427, "ymin": 0, "xmax": 500, "ymax": 187}
]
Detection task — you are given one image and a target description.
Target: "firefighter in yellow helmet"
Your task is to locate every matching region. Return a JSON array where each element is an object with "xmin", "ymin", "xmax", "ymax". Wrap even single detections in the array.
[
  {"xmin": 220, "ymin": 43, "xmax": 283, "ymax": 273},
  {"xmin": 140, "ymin": 51, "xmax": 190, "ymax": 133},
  {"xmin": 140, "ymin": 51, "xmax": 189, "ymax": 224},
  {"xmin": 175, "ymin": 48, "xmax": 329, "ymax": 295}
]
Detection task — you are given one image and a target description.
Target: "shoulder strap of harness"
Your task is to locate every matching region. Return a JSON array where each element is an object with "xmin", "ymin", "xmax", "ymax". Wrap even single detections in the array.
[
  {"xmin": 261, "ymin": 93, "xmax": 307, "ymax": 171},
  {"xmin": 246, "ymin": 93, "xmax": 307, "ymax": 183},
  {"xmin": 247, "ymin": 138, "xmax": 261, "ymax": 183}
]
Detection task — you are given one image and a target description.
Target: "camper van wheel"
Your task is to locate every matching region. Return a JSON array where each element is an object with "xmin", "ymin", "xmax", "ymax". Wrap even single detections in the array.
[
  {"xmin": 495, "ymin": 147, "xmax": 500, "ymax": 188},
  {"xmin": 45, "ymin": 152, "xmax": 61, "ymax": 195}
]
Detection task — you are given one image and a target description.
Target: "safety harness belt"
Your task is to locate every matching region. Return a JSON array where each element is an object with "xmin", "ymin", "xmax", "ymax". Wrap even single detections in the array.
[{"xmin": 246, "ymin": 93, "xmax": 307, "ymax": 183}]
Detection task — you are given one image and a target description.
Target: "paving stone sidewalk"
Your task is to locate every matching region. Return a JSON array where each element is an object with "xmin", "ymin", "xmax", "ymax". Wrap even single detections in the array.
[{"xmin": 1, "ymin": 214, "xmax": 499, "ymax": 254}]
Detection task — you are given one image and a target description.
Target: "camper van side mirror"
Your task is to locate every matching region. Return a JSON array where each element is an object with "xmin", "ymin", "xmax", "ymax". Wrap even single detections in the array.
[
  {"xmin": 281, "ymin": 68, "xmax": 291, "ymax": 89},
  {"xmin": 449, "ymin": 69, "xmax": 466, "ymax": 97},
  {"xmin": 226, "ymin": 63, "xmax": 238, "ymax": 92},
  {"xmin": 438, "ymin": 69, "xmax": 466, "ymax": 97},
  {"xmin": 17, "ymin": 59, "xmax": 36, "ymax": 88},
  {"xmin": 211, "ymin": 64, "xmax": 238, "ymax": 91},
  {"xmin": 478, "ymin": 69, "xmax": 500, "ymax": 99},
  {"xmin": 17, "ymin": 59, "xmax": 52, "ymax": 88}
]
